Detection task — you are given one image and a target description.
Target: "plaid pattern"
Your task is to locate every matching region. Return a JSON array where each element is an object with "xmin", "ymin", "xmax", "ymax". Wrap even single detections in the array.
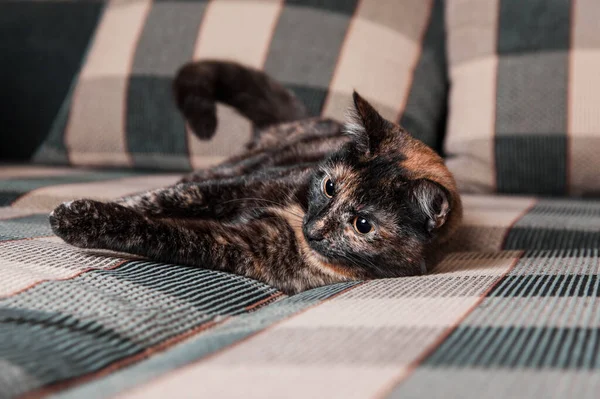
[
  {"xmin": 2, "ymin": 165, "xmax": 600, "ymax": 398},
  {"xmin": 25, "ymin": 0, "xmax": 448, "ymax": 171},
  {"xmin": 444, "ymin": 0, "xmax": 600, "ymax": 196},
  {"xmin": 0, "ymin": 1, "xmax": 104, "ymax": 161}
]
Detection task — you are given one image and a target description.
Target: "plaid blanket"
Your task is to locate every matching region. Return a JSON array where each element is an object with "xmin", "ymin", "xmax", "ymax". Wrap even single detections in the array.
[{"xmin": 1, "ymin": 165, "xmax": 600, "ymax": 398}]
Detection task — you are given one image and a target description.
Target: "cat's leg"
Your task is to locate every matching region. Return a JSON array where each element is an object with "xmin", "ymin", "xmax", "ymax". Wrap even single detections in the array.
[
  {"xmin": 114, "ymin": 184, "xmax": 208, "ymax": 217},
  {"xmin": 180, "ymin": 119, "xmax": 346, "ymax": 183},
  {"xmin": 180, "ymin": 135, "xmax": 345, "ymax": 183},
  {"xmin": 115, "ymin": 167, "xmax": 311, "ymax": 218},
  {"xmin": 246, "ymin": 118, "xmax": 344, "ymax": 151},
  {"xmin": 48, "ymin": 199, "xmax": 309, "ymax": 293}
]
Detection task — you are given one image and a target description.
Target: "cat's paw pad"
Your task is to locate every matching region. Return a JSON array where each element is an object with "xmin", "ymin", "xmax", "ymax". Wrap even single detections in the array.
[{"xmin": 49, "ymin": 199, "xmax": 110, "ymax": 247}]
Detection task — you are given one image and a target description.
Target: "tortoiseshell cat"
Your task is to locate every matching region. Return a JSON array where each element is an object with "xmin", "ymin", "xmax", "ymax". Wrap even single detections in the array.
[{"xmin": 49, "ymin": 61, "xmax": 462, "ymax": 294}]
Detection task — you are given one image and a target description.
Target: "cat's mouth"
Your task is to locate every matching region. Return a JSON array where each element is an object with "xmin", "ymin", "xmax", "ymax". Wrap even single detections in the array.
[
  {"xmin": 304, "ymin": 234, "xmax": 341, "ymax": 265},
  {"xmin": 302, "ymin": 219, "xmax": 338, "ymax": 262},
  {"xmin": 303, "ymin": 234, "xmax": 363, "ymax": 280}
]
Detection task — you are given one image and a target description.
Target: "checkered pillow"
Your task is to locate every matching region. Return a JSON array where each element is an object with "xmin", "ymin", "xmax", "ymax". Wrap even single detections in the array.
[
  {"xmin": 31, "ymin": 0, "xmax": 448, "ymax": 171},
  {"xmin": 444, "ymin": 0, "xmax": 600, "ymax": 196}
]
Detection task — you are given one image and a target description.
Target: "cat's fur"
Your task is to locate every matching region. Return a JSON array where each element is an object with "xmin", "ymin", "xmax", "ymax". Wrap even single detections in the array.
[{"xmin": 49, "ymin": 60, "xmax": 462, "ymax": 294}]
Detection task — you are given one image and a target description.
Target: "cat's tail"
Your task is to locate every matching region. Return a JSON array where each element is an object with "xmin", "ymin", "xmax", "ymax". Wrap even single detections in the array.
[{"xmin": 173, "ymin": 60, "xmax": 307, "ymax": 140}]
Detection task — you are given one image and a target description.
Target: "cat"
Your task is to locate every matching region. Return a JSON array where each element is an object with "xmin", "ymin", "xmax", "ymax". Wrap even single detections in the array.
[{"xmin": 49, "ymin": 60, "xmax": 462, "ymax": 295}]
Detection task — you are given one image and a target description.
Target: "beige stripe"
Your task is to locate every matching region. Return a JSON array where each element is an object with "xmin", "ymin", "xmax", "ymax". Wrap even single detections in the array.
[
  {"xmin": 277, "ymin": 297, "xmax": 498, "ymax": 329},
  {"xmin": 446, "ymin": 226, "xmax": 511, "ymax": 253},
  {"xmin": 119, "ymin": 365, "xmax": 401, "ymax": 399},
  {"xmin": 119, "ymin": 253, "xmax": 519, "ymax": 399},
  {"xmin": 461, "ymin": 194, "xmax": 536, "ymax": 228},
  {"xmin": 0, "ymin": 208, "xmax": 40, "ymax": 220},
  {"xmin": 448, "ymin": 195, "xmax": 536, "ymax": 252},
  {"xmin": 444, "ymin": 0, "xmax": 499, "ymax": 193},
  {"xmin": 0, "ymin": 240, "xmax": 125, "ymax": 298},
  {"xmin": 0, "ymin": 166, "xmax": 84, "ymax": 179},
  {"xmin": 192, "ymin": 0, "xmax": 282, "ymax": 68},
  {"xmin": 432, "ymin": 250, "xmax": 522, "ymax": 276},
  {"xmin": 11, "ymin": 175, "xmax": 180, "ymax": 212},
  {"xmin": 186, "ymin": 0, "xmax": 282, "ymax": 170},
  {"xmin": 187, "ymin": 105, "xmax": 252, "ymax": 170},
  {"xmin": 322, "ymin": 0, "xmax": 432, "ymax": 122},
  {"xmin": 65, "ymin": 0, "xmax": 151, "ymax": 168},
  {"xmin": 568, "ymin": 0, "xmax": 600, "ymax": 195}
]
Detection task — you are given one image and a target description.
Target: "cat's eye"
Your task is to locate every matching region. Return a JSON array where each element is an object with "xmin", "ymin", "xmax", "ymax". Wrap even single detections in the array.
[
  {"xmin": 322, "ymin": 177, "xmax": 335, "ymax": 198},
  {"xmin": 353, "ymin": 216, "xmax": 373, "ymax": 234}
]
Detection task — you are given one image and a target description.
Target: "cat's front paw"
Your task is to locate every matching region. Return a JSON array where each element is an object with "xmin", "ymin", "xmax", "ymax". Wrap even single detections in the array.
[{"xmin": 49, "ymin": 199, "xmax": 124, "ymax": 248}]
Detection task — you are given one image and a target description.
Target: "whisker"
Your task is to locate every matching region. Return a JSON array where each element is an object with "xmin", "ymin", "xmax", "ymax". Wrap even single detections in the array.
[
  {"xmin": 222, "ymin": 197, "xmax": 285, "ymax": 207},
  {"xmin": 340, "ymin": 254, "xmax": 364, "ymax": 269},
  {"xmin": 221, "ymin": 197, "xmax": 304, "ymax": 219},
  {"xmin": 347, "ymin": 253, "xmax": 378, "ymax": 270}
]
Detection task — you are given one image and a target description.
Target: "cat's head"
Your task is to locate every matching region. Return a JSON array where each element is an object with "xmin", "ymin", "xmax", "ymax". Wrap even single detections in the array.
[{"xmin": 303, "ymin": 92, "xmax": 462, "ymax": 279}]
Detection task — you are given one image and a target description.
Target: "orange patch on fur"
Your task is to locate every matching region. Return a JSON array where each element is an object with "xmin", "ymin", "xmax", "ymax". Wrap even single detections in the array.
[
  {"xmin": 268, "ymin": 205, "xmax": 358, "ymax": 281},
  {"xmin": 387, "ymin": 130, "xmax": 463, "ymax": 243}
]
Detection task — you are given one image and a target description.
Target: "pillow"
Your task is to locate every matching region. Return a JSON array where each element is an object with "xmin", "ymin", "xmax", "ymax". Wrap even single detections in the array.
[
  {"xmin": 32, "ymin": 0, "xmax": 449, "ymax": 171},
  {"xmin": 0, "ymin": 1, "xmax": 104, "ymax": 161},
  {"xmin": 444, "ymin": 0, "xmax": 600, "ymax": 196}
]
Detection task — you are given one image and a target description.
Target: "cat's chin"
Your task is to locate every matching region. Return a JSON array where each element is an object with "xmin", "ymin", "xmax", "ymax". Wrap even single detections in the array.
[
  {"xmin": 305, "ymin": 240, "xmax": 330, "ymax": 260},
  {"xmin": 307, "ymin": 242, "xmax": 344, "ymax": 267},
  {"xmin": 310, "ymin": 248, "xmax": 332, "ymax": 263}
]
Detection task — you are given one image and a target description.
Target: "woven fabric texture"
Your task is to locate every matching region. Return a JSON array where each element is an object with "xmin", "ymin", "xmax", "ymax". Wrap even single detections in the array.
[
  {"xmin": 444, "ymin": 0, "xmax": 600, "ymax": 196},
  {"xmin": 26, "ymin": 0, "xmax": 448, "ymax": 171},
  {"xmin": 2, "ymin": 166, "xmax": 600, "ymax": 398}
]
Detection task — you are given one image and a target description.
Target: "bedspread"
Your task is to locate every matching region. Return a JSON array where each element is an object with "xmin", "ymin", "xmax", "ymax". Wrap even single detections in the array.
[{"xmin": 1, "ymin": 165, "xmax": 600, "ymax": 399}]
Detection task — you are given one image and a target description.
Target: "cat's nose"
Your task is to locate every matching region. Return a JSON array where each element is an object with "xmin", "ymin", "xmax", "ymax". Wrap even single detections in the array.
[
  {"xmin": 304, "ymin": 224, "xmax": 325, "ymax": 242},
  {"xmin": 306, "ymin": 231, "xmax": 325, "ymax": 242}
]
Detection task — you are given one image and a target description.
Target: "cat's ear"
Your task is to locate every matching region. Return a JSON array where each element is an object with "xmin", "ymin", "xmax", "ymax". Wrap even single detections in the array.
[
  {"xmin": 412, "ymin": 179, "xmax": 451, "ymax": 233},
  {"xmin": 345, "ymin": 91, "xmax": 393, "ymax": 156}
]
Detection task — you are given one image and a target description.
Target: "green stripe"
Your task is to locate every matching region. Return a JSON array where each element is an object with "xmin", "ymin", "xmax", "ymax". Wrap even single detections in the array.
[
  {"xmin": 414, "ymin": 249, "xmax": 600, "ymax": 370},
  {"xmin": 399, "ymin": 0, "xmax": 448, "ymax": 152},
  {"xmin": 55, "ymin": 282, "xmax": 360, "ymax": 399},
  {"xmin": 423, "ymin": 326, "xmax": 600, "ymax": 369},
  {"xmin": 1, "ymin": 260, "xmax": 281, "ymax": 397},
  {"xmin": 29, "ymin": 2, "xmax": 109, "ymax": 165},
  {"xmin": 0, "ymin": 214, "xmax": 52, "ymax": 241}
]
